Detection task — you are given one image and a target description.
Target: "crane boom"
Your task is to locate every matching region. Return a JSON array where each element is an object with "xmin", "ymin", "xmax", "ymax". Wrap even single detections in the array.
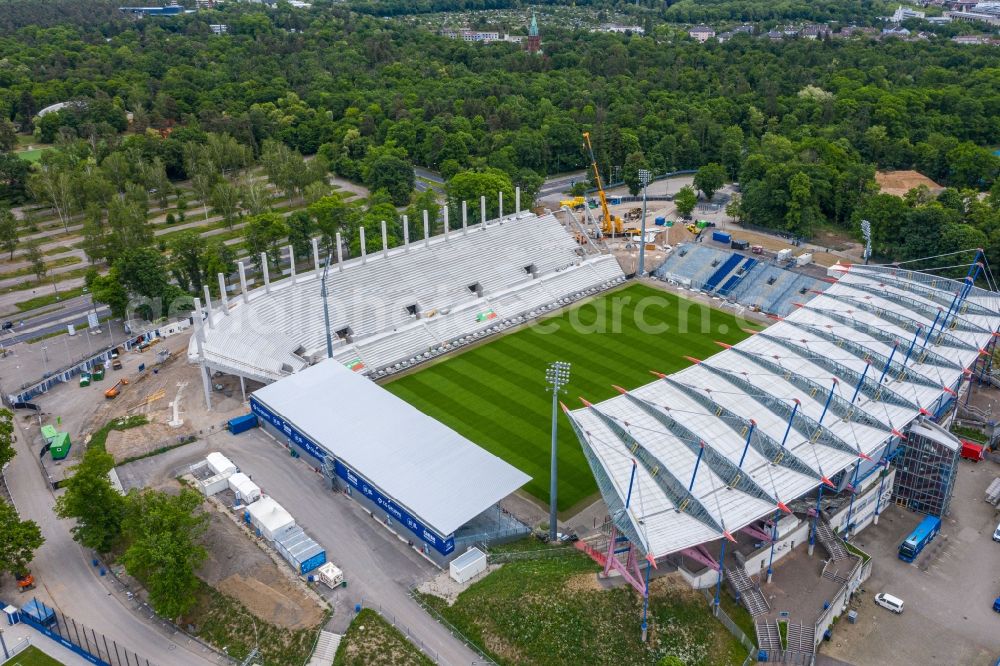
[{"xmin": 582, "ymin": 132, "xmax": 620, "ymax": 236}]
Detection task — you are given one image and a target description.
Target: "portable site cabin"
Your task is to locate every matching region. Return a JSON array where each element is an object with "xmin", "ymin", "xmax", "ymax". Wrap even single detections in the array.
[
  {"xmin": 246, "ymin": 496, "xmax": 296, "ymax": 541},
  {"xmin": 199, "ymin": 473, "xmax": 230, "ymax": 497},
  {"xmin": 206, "ymin": 452, "xmax": 238, "ymax": 478},
  {"xmin": 40, "ymin": 425, "xmax": 57, "ymax": 444},
  {"xmin": 317, "ymin": 562, "xmax": 344, "ymax": 589},
  {"xmin": 227, "ymin": 472, "xmax": 261, "ymax": 504},
  {"xmin": 449, "ymin": 547, "xmax": 488, "ymax": 584},
  {"xmin": 274, "ymin": 526, "xmax": 326, "ymax": 574},
  {"xmin": 50, "ymin": 432, "xmax": 71, "ymax": 460}
]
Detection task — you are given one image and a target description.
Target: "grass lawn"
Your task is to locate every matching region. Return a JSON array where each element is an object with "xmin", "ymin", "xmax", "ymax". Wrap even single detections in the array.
[
  {"xmin": 13, "ymin": 286, "xmax": 86, "ymax": 312},
  {"xmin": 334, "ymin": 608, "xmax": 434, "ymax": 666},
  {"xmin": 384, "ymin": 283, "xmax": 754, "ymax": 511},
  {"xmin": 419, "ymin": 545, "xmax": 746, "ymax": 666},
  {"xmin": 2, "ymin": 646, "xmax": 64, "ymax": 666},
  {"xmin": 15, "ymin": 147, "xmax": 48, "ymax": 163}
]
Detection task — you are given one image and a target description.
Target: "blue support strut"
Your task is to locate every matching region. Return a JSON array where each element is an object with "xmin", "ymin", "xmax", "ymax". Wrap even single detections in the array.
[
  {"xmin": 922, "ymin": 310, "xmax": 942, "ymax": 353},
  {"xmin": 878, "ymin": 342, "xmax": 898, "ymax": 385},
  {"xmin": 809, "ymin": 485, "xmax": 824, "ymax": 550},
  {"xmin": 902, "ymin": 326, "xmax": 921, "ymax": 368},
  {"xmin": 818, "ymin": 380, "xmax": 836, "ymax": 425},
  {"xmin": 624, "ymin": 459, "xmax": 637, "ymax": 509},
  {"xmin": 641, "ymin": 560, "xmax": 652, "ymax": 640},
  {"xmin": 713, "ymin": 539, "xmax": 727, "ymax": 615},
  {"xmin": 850, "ymin": 362, "xmax": 870, "ymax": 404},
  {"xmin": 766, "ymin": 509, "xmax": 780, "ymax": 582},
  {"xmin": 689, "ymin": 443, "xmax": 706, "ymax": 493},
  {"xmin": 780, "ymin": 400, "xmax": 800, "ymax": 450},
  {"xmin": 738, "ymin": 421, "xmax": 756, "ymax": 470},
  {"xmin": 843, "ymin": 461, "xmax": 861, "ymax": 541}
]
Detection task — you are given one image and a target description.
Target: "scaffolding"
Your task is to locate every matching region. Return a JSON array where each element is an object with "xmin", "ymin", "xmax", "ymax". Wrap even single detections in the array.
[{"xmin": 892, "ymin": 418, "xmax": 961, "ymax": 516}]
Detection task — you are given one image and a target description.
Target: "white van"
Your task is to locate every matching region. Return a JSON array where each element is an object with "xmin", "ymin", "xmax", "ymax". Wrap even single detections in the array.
[
  {"xmin": 874, "ymin": 593, "xmax": 904, "ymax": 614},
  {"xmin": 993, "ymin": 522, "xmax": 1000, "ymax": 543}
]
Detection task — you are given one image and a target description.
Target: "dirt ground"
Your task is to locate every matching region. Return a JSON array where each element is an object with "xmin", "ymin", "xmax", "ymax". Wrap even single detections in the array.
[
  {"xmin": 105, "ymin": 420, "xmax": 188, "ymax": 463},
  {"xmin": 875, "ymin": 170, "xmax": 944, "ymax": 197},
  {"xmin": 197, "ymin": 506, "xmax": 326, "ymax": 631}
]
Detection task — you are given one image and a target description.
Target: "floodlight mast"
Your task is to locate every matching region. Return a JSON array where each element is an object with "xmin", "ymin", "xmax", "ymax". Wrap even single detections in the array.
[
  {"xmin": 321, "ymin": 253, "xmax": 334, "ymax": 359},
  {"xmin": 638, "ymin": 168, "xmax": 652, "ymax": 276},
  {"xmin": 546, "ymin": 361, "xmax": 571, "ymax": 541}
]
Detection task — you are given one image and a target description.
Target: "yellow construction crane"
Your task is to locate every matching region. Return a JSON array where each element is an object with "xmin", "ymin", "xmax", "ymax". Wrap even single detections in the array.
[{"xmin": 582, "ymin": 132, "xmax": 622, "ymax": 236}]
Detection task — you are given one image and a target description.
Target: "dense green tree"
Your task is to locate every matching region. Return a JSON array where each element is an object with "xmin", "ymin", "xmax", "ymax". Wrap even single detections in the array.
[
  {"xmin": 23, "ymin": 239, "xmax": 45, "ymax": 284},
  {"xmin": 88, "ymin": 267, "xmax": 129, "ymax": 319},
  {"xmin": 0, "ymin": 121, "xmax": 16, "ymax": 153},
  {"xmin": 0, "ymin": 502, "xmax": 43, "ymax": 579},
  {"xmin": 623, "ymin": 151, "xmax": 650, "ymax": 196},
  {"xmin": 121, "ymin": 488, "xmax": 207, "ymax": 619},
  {"xmin": 0, "ymin": 207, "xmax": 18, "ymax": 259},
  {"xmin": 210, "ymin": 181, "xmax": 241, "ymax": 229},
  {"xmin": 0, "ymin": 409, "xmax": 14, "ymax": 470},
  {"xmin": 287, "ymin": 210, "xmax": 315, "ymax": 261},
  {"xmin": 55, "ymin": 445, "xmax": 125, "ymax": 553},
  {"xmin": 694, "ymin": 163, "xmax": 727, "ymax": 202},
  {"xmin": 674, "ymin": 186, "xmax": 698, "ymax": 219},
  {"xmin": 364, "ymin": 153, "xmax": 414, "ymax": 206},
  {"xmin": 447, "ymin": 169, "xmax": 515, "ymax": 223},
  {"xmin": 244, "ymin": 212, "xmax": 289, "ymax": 272}
]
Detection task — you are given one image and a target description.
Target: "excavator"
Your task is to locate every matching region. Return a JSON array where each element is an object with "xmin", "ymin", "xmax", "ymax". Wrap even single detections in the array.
[
  {"xmin": 105, "ymin": 377, "xmax": 129, "ymax": 399},
  {"xmin": 582, "ymin": 132, "xmax": 623, "ymax": 237},
  {"xmin": 16, "ymin": 570, "xmax": 35, "ymax": 593}
]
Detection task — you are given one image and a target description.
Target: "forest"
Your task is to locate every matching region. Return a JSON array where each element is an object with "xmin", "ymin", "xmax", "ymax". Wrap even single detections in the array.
[{"xmin": 0, "ymin": 0, "xmax": 999, "ymax": 297}]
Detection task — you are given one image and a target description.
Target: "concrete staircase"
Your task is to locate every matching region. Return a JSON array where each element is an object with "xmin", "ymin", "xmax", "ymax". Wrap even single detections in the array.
[
  {"xmin": 815, "ymin": 521, "xmax": 850, "ymax": 561},
  {"xmin": 786, "ymin": 621, "xmax": 816, "ymax": 655},
  {"xmin": 726, "ymin": 566, "xmax": 770, "ymax": 617},
  {"xmin": 755, "ymin": 618, "xmax": 782, "ymax": 657},
  {"xmin": 307, "ymin": 630, "xmax": 342, "ymax": 666}
]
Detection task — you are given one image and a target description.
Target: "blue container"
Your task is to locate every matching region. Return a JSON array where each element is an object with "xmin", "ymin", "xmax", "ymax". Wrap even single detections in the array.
[
  {"xmin": 228, "ymin": 413, "xmax": 259, "ymax": 435},
  {"xmin": 758, "ymin": 649, "xmax": 768, "ymax": 662},
  {"xmin": 711, "ymin": 231, "xmax": 732, "ymax": 244},
  {"xmin": 654, "ymin": 217, "xmax": 666, "ymax": 226}
]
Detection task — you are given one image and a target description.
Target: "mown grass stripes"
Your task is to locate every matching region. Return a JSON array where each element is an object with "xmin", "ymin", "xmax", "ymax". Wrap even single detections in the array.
[{"xmin": 384, "ymin": 284, "xmax": 754, "ymax": 512}]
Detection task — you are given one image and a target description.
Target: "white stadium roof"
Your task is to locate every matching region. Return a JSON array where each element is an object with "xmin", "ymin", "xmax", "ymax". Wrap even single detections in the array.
[
  {"xmin": 251, "ymin": 359, "xmax": 531, "ymax": 536},
  {"xmin": 565, "ymin": 262, "xmax": 1000, "ymax": 560}
]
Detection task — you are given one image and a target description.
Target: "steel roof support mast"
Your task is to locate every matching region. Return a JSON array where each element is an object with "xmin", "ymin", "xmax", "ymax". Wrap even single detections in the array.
[{"xmin": 546, "ymin": 361, "xmax": 571, "ymax": 541}]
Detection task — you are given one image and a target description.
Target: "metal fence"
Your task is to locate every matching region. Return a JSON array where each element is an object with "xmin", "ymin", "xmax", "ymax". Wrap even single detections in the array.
[
  {"xmin": 357, "ymin": 598, "xmax": 442, "ymax": 664},
  {"xmin": 485, "ymin": 545, "xmax": 578, "ymax": 564},
  {"xmin": 14, "ymin": 598, "xmax": 154, "ymax": 666},
  {"xmin": 700, "ymin": 589, "xmax": 758, "ymax": 666},
  {"xmin": 1, "ymin": 634, "xmax": 31, "ymax": 661},
  {"xmin": 405, "ymin": 587, "xmax": 498, "ymax": 665}
]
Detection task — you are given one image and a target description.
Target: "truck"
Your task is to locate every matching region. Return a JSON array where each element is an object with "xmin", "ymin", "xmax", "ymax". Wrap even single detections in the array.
[
  {"xmin": 777, "ymin": 248, "xmax": 793, "ymax": 262},
  {"xmin": 898, "ymin": 515, "xmax": 941, "ymax": 562},
  {"xmin": 960, "ymin": 440, "xmax": 985, "ymax": 462},
  {"xmin": 712, "ymin": 231, "xmax": 732, "ymax": 244},
  {"xmin": 731, "ymin": 239, "xmax": 750, "ymax": 250}
]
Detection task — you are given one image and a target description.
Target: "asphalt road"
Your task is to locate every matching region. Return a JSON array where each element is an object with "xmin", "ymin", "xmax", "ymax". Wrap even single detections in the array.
[
  {"xmin": 538, "ymin": 169, "xmax": 588, "ymax": 198},
  {"xmin": 1, "ymin": 295, "xmax": 110, "ymax": 346},
  {"xmin": 3, "ymin": 412, "xmax": 223, "ymax": 666},
  {"xmin": 116, "ymin": 429, "xmax": 484, "ymax": 665}
]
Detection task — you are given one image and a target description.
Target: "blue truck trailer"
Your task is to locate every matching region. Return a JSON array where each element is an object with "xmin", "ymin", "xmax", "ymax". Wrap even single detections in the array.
[
  {"xmin": 227, "ymin": 413, "xmax": 259, "ymax": 435},
  {"xmin": 898, "ymin": 515, "xmax": 941, "ymax": 562}
]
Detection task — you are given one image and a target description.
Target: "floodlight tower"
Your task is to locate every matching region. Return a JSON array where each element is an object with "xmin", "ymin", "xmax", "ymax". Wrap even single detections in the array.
[
  {"xmin": 861, "ymin": 219, "xmax": 872, "ymax": 265},
  {"xmin": 320, "ymin": 253, "xmax": 334, "ymax": 359},
  {"xmin": 637, "ymin": 168, "xmax": 652, "ymax": 276},
  {"xmin": 546, "ymin": 361, "xmax": 571, "ymax": 541}
]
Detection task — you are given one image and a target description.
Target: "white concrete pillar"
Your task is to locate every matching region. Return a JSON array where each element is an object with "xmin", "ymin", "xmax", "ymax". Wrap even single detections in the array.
[
  {"xmin": 443, "ymin": 206, "xmax": 450, "ymax": 240},
  {"xmin": 498, "ymin": 190, "xmax": 503, "ymax": 219},
  {"xmin": 217, "ymin": 273, "xmax": 229, "ymax": 315},
  {"xmin": 239, "ymin": 375, "xmax": 246, "ymax": 402},
  {"xmin": 238, "ymin": 261, "xmax": 248, "ymax": 303},
  {"xmin": 480, "ymin": 195, "xmax": 487, "ymax": 226},
  {"xmin": 312, "ymin": 237, "xmax": 320, "ymax": 273},
  {"xmin": 194, "ymin": 296, "xmax": 207, "ymax": 342},
  {"xmin": 516, "ymin": 186, "xmax": 521, "ymax": 214},
  {"xmin": 403, "ymin": 215, "xmax": 410, "ymax": 252},
  {"xmin": 202, "ymin": 285, "xmax": 215, "ymax": 329},
  {"xmin": 288, "ymin": 245, "xmax": 296, "ymax": 283},
  {"xmin": 808, "ymin": 542, "xmax": 815, "ymax": 556},
  {"xmin": 462, "ymin": 200, "xmax": 468, "ymax": 235},
  {"xmin": 193, "ymin": 296, "xmax": 212, "ymax": 411},
  {"xmin": 360, "ymin": 226, "xmax": 367, "ymax": 264},
  {"xmin": 261, "ymin": 253, "xmax": 271, "ymax": 293},
  {"xmin": 381, "ymin": 220, "xmax": 389, "ymax": 258},
  {"xmin": 336, "ymin": 232, "xmax": 343, "ymax": 271},
  {"xmin": 423, "ymin": 210, "xmax": 430, "ymax": 248}
]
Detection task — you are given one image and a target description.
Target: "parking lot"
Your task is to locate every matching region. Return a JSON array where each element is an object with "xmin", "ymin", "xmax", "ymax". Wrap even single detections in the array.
[{"xmin": 822, "ymin": 458, "xmax": 1000, "ymax": 666}]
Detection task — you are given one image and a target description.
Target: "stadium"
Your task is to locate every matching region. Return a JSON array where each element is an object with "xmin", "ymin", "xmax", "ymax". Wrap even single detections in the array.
[{"xmin": 189, "ymin": 195, "xmax": 1000, "ymax": 655}]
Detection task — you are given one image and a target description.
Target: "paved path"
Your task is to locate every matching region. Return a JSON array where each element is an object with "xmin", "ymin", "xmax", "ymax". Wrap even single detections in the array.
[
  {"xmin": 2, "ymin": 413, "xmax": 223, "ymax": 666},
  {"xmin": 117, "ymin": 429, "xmax": 484, "ymax": 666}
]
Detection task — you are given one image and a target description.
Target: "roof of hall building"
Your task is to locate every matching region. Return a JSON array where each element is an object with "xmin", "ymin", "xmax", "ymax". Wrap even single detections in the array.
[
  {"xmin": 251, "ymin": 358, "xmax": 531, "ymax": 537},
  {"xmin": 564, "ymin": 262, "xmax": 1000, "ymax": 560}
]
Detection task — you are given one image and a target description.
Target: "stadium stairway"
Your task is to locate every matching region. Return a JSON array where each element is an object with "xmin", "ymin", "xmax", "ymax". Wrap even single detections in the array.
[
  {"xmin": 726, "ymin": 566, "xmax": 770, "ymax": 617},
  {"xmin": 703, "ymin": 253, "xmax": 744, "ymax": 292},
  {"xmin": 717, "ymin": 257, "xmax": 759, "ymax": 296},
  {"xmin": 755, "ymin": 618, "xmax": 782, "ymax": 657},
  {"xmin": 307, "ymin": 630, "xmax": 342, "ymax": 666},
  {"xmin": 814, "ymin": 521, "xmax": 850, "ymax": 561}
]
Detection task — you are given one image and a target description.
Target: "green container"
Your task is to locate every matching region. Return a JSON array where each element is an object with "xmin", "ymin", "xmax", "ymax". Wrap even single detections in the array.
[
  {"xmin": 93, "ymin": 367, "xmax": 105, "ymax": 381},
  {"xmin": 41, "ymin": 425, "xmax": 58, "ymax": 444},
  {"xmin": 79, "ymin": 374, "xmax": 91, "ymax": 387},
  {"xmin": 50, "ymin": 432, "xmax": 71, "ymax": 460}
]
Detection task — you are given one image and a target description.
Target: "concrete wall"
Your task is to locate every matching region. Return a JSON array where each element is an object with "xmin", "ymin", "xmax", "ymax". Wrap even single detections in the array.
[
  {"xmin": 740, "ymin": 518, "xmax": 810, "ymax": 579},
  {"xmin": 829, "ymin": 469, "xmax": 896, "ymax": 538}
]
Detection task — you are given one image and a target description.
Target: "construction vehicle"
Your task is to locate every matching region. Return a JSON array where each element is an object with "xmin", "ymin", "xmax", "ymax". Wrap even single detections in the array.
[
  {"xmin": 16, "ymin": 571, "xmax": 35, "ymax": 593},
  {"xmin": 105, "ymin": 378, "xmax": 129, "ymax": 399},
  {"xmin": 559, "ymin": 196, "xmax": 586, "ymax": 209},
  {"xmin": 624, "ymin": 207, "xmax": 643, "ymax": 222},
  {"xmin": 582, "ymin": 132, "xmax": 623, "ymax": 236}
]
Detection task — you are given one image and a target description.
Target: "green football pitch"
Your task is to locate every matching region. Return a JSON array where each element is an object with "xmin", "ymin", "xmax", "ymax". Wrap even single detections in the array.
[{"xmin": 384, "ymin": 283, "xmax": 755, "ymax": 513}]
